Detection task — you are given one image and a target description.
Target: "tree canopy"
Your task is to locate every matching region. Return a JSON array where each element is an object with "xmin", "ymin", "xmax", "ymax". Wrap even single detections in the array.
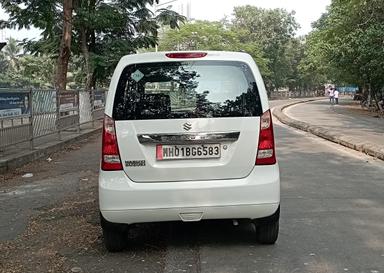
[
  {"xmin": 159, "ymin": 7, "xmax": 303, "ymax": 93},
  {"xmin": 303, "ymin": 0, "xmax": 384, "ymax": 99},
  {"xmin": 231, "ymin": 6, "xmax": 299, "ymax": 91},
  {"xmin": 0, "ymin": 38, "xmax": 55, "ymax": 88},
  {"xmin": 158, "ymin": 20, "xmax": 269, "ymax": 75},
  {"xmin": 0, "ymin": 0, "xmax": 185, "ymax": 89}
]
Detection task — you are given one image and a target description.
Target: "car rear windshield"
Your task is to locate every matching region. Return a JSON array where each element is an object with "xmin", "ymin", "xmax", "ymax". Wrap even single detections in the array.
[{"xmin": 113, "ymin": 60, "xmax": 262, "ymax": 120}]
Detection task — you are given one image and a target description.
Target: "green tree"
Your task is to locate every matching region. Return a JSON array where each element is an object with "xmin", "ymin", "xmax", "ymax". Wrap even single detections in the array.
[
  {"xmin": 55, "ymin": 0, "xmax": 73, "ymax": 90},
  {"xmin": 304, "ymin": 0, "xmax": 384, "ymax": 101},
  {"xmin": 159, "ymin": 21, "xmax": 237, "ymax": 51},
  {"xmin": 284, "ymin": 38, "xmax": 305, "ymax": 92},
  {"xmin": 0, "ymin": 38, "xmax": 56, "ymax": 88},
  {"xmin": 232, "ymin": 6, "xmax": 299, "ymax": 92},
  {"xmin": 158, "ymin": 20, "xmax": 269, "ymax": 76},
  {"xmin": 2, "ymin": 37, "xmax": 22, "ymax": 71},
  {"xmin": 18, "ymin": 55, "xmax": 55, "ymax": 88},
  {"xmin": 0, "ymin": 47, "xmax": 9, "ymax": 72},
  {"xmin": 0, "ymin": 53, "xmax": 55, "ymax": 88},
  {"xmin": 0, "ymin": 0, "xmax": 185, "ymax": 89},
  {"xmin": 73, "ymin": 0, "xmax": 185, "ymax": 89}
]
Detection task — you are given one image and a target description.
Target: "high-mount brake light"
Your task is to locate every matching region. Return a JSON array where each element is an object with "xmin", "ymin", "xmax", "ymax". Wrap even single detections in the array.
[
  {"xmin": 101, "ymin": 115, "xmax": 123, "ymax": 171},
  {"xmin": 256, "ymin": 110, "xmax": 276, "ymax": 165},
  {"xmin": 165, "ymin": 52, "xmax": 207, "ymax": 59}
]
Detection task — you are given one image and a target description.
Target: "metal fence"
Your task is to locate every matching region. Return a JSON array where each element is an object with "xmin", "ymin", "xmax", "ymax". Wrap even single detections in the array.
[
  {"xmin": 0, "ymin": 89, "xmax": 107, "ymax": 150},
  {"xmin": 270, "ymin": 90, "xmax": 323, "ymax": 100}
]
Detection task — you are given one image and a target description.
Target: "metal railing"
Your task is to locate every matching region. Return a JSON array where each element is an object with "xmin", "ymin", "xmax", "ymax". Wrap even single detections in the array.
[
  {"xmin": 32, "ymin": 89, "xmax": 57, "ymax": 139},
  {"xmin": 270, "ymin": 90, "xmax": 322, "ymax": 100},
  {"xmin": 0, "ymin": 89, "xmax": 107, "ymax": 151}
]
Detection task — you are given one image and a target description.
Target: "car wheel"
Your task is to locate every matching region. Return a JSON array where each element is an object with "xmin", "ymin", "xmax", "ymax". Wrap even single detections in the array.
[
  {"xmin": 254, "ymin": 206, "xmax": 279, "ymax": 244},
  {"xmin": 100, "ymin": 213, "xmax": 128, "ymax": 252}
]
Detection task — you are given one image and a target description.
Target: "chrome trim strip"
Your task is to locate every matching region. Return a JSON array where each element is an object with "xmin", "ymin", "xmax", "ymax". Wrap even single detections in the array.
[{"xmin": 137, "ymin": 132, "xmax": 240, "ymax": 144}]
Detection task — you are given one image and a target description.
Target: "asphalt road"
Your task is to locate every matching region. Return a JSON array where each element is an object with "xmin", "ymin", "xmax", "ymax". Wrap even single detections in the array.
[{"xmin": 0, "ymin": 100, "xmax": 383, "ymax": 273}]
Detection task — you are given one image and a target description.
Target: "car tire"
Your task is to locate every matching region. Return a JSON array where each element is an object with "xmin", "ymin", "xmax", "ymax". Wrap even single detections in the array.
[
  {"xmin": 100, "ymin": 213, "xmax": 128, "ymax": 252},
  {"xmin": 254, "ymin": 206, "xmax": 279, "ymax": 244}
]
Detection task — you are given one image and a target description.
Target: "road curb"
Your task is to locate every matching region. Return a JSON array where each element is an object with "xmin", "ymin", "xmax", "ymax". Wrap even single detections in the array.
[
  {"xmin": 0, "ymin": 127, "xmax": 102, "ymax": 174},
  {"xmin": 273, "ymin": 99, "xmax": 384, "ymax": 161}
]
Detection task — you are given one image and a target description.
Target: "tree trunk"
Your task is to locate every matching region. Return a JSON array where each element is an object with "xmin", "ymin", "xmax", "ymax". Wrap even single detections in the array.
[
  {"xmin": 90, "ymin": 29, "xmax": 97, "ymax": 89},
  {"xmin": 80, "ymin": 0, "xmax": 97, "ymax": 91},
  {"xmin": 80, "ymin": 26, "xmax": 93, "ymax": 91},
  {"xmin": 55, "ymin": 0, "xmax": 73, "ymax": 91}
]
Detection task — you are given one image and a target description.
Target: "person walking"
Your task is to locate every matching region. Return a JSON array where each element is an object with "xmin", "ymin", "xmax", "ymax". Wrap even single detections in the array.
[
  {"xmin": 334, "ymin": 88, "xmax": 339, "ymax": 104},
  {"xmin": 329, "ymin": 88, "xmax": 335, "ymax": 104}
]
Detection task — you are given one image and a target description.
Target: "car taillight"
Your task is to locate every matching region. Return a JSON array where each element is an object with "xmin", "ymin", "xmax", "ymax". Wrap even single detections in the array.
[
  {"xmin": 256, "ymin": 110, "xmax": 276, "ymax": 165},
  {"xmin": 101, "ymin": 115, "xmax": 123, "ymax": 171},
  {"xmin": 165, "ymin": 52, "xmax": 207, "ymax": 58}
]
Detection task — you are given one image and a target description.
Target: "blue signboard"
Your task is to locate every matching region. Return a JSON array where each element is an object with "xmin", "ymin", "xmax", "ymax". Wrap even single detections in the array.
[
  {"xmin": 337, "ymin": 86, "xmax": 359, "ymax": 93},
  {"xmin": 0, "ymin": 92, "xmax": 31, "ymax": 118}
]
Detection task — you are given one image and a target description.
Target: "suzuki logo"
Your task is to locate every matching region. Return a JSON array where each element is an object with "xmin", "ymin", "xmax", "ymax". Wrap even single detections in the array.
[{"xmin": 183, "ymin": 122, "xmax": 192, "ymax": 131}]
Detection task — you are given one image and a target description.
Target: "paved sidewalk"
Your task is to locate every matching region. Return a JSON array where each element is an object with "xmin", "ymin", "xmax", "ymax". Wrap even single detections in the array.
[
  {"xmin": 0, "ymin": 122, "xmax": 102, "ymax": 174},
  {"xmin": 277, "ymin": 97, "xmax": 384, "ymax": 160}
]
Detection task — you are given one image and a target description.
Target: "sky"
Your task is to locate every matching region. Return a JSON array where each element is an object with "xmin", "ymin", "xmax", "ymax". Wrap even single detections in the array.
[
  {"xmin": 0, "ymin": 0, "xmax": 331, "ymax": 42},
  {"xmin": 170, "ymin": 0, "xmax": 331, "ymax": 35}
]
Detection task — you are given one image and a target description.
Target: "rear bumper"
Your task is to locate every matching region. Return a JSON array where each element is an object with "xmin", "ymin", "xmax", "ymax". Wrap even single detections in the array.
[{"xmin": 99, "ymin": 164, "xmax": 280, "ymax": 224}]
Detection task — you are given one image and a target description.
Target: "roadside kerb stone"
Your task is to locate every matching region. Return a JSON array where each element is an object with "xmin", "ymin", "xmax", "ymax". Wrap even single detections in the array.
[{"xmin": 273, "ymin": 99, "xmax": 384, "ymax": 161}]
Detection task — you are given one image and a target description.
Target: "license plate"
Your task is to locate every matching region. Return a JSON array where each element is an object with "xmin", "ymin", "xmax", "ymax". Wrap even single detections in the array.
[{"xmin": 156, "ymin": 144, "xmax": 221, "ymax": 160}]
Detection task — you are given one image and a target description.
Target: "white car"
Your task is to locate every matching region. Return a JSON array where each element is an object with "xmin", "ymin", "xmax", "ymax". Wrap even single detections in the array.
[{"xmin": 99, "ymin": 51, "xmax": 280, "ymax": 251}]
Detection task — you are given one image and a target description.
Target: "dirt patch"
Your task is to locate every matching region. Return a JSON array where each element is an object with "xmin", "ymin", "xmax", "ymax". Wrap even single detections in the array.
[
  {"xmin": 0, "ymin": 176, "xmax": 100, "ymax": 273},
  {"xmin": 338, "ymin": 100, "xmax": 383, "ymax": 118},
  {"xmin": 0, "ymin": 173, "xmax": 167, "ymax": 273}
]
